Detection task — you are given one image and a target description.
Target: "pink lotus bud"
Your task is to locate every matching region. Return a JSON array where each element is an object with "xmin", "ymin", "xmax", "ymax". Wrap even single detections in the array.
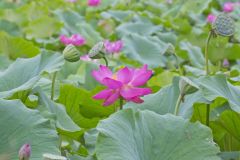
[
  {"xmin": 104, "ymin": 40, "xmax": 123, "ymax": 54},
  {"xmin": 207, "ymin": 14, "xmax": 216, "ymax": 23},
  {"xmin": 223, "ymin": 59, "xmax": 230, "ymax": 68},
  {"xmin": 223, "ymin": 2, "xmax": 234, "ymax": 12},
  {"xmin": 18, "ymin": 144, "xmax": 31, "ymax": 160},
  {"xmin": 88, "ymin": 0, "xmax": 101, "ymax": 7}
]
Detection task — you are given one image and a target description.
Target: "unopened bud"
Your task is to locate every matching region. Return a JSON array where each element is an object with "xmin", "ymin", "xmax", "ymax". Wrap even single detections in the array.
[
  {"xmin": 179, "ymin": 77, "xmax": 198, "ymax": 96},
  {"xmin": 223, "ymin": 59, "xmax": 230, "ymax": 68},
  {"xmin": 18, "ymin": 144, "xmax": 31, "ymax": 160},
  {"xmin": 63, "ymin": 44, "xmax": 81, "ymax": 62}
]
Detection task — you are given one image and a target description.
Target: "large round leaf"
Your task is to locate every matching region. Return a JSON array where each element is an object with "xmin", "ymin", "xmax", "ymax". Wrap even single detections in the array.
[
  {"xmin": 96, "ymin": 109, "xmax": 220, "ymax": 160},
  {"xmin": 0, "ymin": 99, "xmax": 59, "ymax": 160},
  {"xmin": 0, "ymin": 51, "xmax": 64, "ymax": 98}
]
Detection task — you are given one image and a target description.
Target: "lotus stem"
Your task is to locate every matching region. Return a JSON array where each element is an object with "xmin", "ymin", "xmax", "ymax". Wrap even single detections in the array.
[
  {"xmin": 174, "ymin": 94, "xmax": 183, "ymax": 116},
  {"xmin": 119, "ymin": 97, "xmax": 123, "ymax": 110},
  {"xmin": 205, "ymin": 31, "xmax": 213, "ymax": 127},
  {"xmin": 103, "ymin": 57, "xmax": 108, "ymax": 67},
  {"xmin": 51, "ymin": 72, "xmax": 57, "ymax": 100}
]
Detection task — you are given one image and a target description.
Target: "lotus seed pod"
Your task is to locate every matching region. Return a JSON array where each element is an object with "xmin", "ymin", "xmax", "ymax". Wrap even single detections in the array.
[
  {"xmin": 88, "ymin": 41, "xmax": 105, "ymax": 59},
  {"xmin": 212, "ymin": 14, "xmax": 235, "ymax": 37},
  {"xmin": 63, "ymin": 44, "xmax": 81, "ymax": 62},
  {"xmin": 18, "ymin": 144, "xmax": 31, "ymax": 160}
]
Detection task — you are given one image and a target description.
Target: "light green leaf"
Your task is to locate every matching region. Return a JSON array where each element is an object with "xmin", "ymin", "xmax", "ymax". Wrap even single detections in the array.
[
  {"xmin": 0, "ymin": 99, "xmax": 59, "ymax": 160},
  {"xmin": 96, "ymin": 109, "xmax": 220, "ymax": 160},
  {"xmin": 36, "ymin": 88, "xmax": 81, "ymax": 132},
  {"xmin": 217, "ymin": 110, "xmax": 240, "ymax": 142},
  {"xmin": 54, "ymin": 10, "xmax": 84, "ymax": 33},
  {"xmin": 0, "ymin": 19, "xmax": 20, "ymax": 36},
  {"xmin": 76, "ymin": 23, "xmax": 103, "ymax": 46},
  {"xmin": 0, "ymin": 51, "xmax": 64, "ymax": 98},
  {"xmin": 116, "ymin": 22, "xmax": 161, "ymax": 36},
  {"xmin": 125, "ymin": 77, "xmax": 180, "ymax": 115},
  {"xmin": 0, "ymin": 32, "xmax": 40, "ymax": 59},
  {"xmin": 24, "ymin": 16, "xmax": 63, "ymax": 39},
  {"xmin": 101, "ymin": 10, "xmax": 133, "ymax": 22},
  {"xmin": 122, "ymin": 33, "xmax": 168, "ymax": 67},
  {"xmin": 58, "ymin": 85, "xmax": 114, "ymax": 129},
  {"xmin": 179, "ymin": 41, "xmax": 205, "ymax": 68},
  {"xmin": 195, "ymin": 75, "xmax": 240, "ymax": 112}
]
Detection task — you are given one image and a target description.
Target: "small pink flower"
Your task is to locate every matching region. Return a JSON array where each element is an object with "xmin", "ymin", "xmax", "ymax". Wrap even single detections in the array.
[
  {"xmin": 166, "ymin": 0, "xmax": 172, "ymax": 4},
  {"xmin": 104, "ymin": 40, "xmax": 123, "ymax": 54},
  {"xmin": 207, "ymin": 14, "xmax": 216, "ymax": 23},
  {"xmin": 59, "ymin": 35, "xmax": 72, "ymax": 45},
  {"xmin": 19, "ymin": 144, "xmax": 31, "ymax": 160},
  {"xmin": 80, "ymin": 54, "xmax": 98, "ymax": 62},
  {"xmin": 223, "ymin": 2, "xmax": 234, "ymax": 12},
  {"xmin": 66, "ymin": 0, "xmax": 77, "ymax": 2},
  {"xmin": 92, "ymin": 65, "xmax": 152, "ymax": 106},
  {"xmin": 59, "ymin": 34, "xmax": 85, "ymax": 46},
  {"xmin": 70, "ymin": 34, "xmax": 86, "ymax": 46},
  {"xmin": 88, "ymin": 0, "xmax": 101, "ymax": 6}
]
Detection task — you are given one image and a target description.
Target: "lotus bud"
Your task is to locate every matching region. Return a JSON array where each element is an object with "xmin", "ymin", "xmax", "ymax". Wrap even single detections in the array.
[
  {"xmin": 18, "ymin": 144, "xmax": 31, "ymax": 160},
  {"xmin": 88, "ymin": 41, "xmax": 105, "ymax": 59},
  {"xmin": 179, "ymin": 78, "xmax": 198, "ymax": 97},
  {"xmin": 164, "ymin": 43, "xmax": 175, "ymax": 55},
  {"xmin": 63, "ymin": 44, "xmax": 81, "ymax": 62},
  {"xmin": 223, "ymin": 59, "xmax": 230, "ymax": 68}
]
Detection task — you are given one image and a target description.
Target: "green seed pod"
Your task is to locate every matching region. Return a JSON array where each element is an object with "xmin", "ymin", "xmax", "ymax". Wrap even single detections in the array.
[
  {"xmin": 63, "ymin": 44, "xmax": 80, "ymax": 62},
  {"xmin": 89, "ymin": 41, "xmax": 105, "ymax": 59},
  {"xmin": 212, "ymin": 14, "xmax": 235, "ymax": 37}
]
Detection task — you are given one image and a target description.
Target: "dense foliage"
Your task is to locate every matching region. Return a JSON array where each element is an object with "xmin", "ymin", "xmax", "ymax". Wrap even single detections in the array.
[{"xmin": 0, "ymin": 0, "xmax": 240, "ymax": 160}]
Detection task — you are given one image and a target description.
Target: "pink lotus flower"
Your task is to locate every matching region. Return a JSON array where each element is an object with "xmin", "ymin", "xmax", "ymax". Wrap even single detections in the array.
[
  {"xmin": 19, "ymin": 144, "xmax": 31, "ymax": 160},
  {"xmin": 207, "ymin": 14, "xmax": 216, "ymax": 23},
  {"xmin": 104, "ymin": 40, "xmax": 123, "ymax": 54},
  {"xmin": 70, "ymin": 34, "xmax": 86, "ymax": 46},
  {"xmin": 92, "ymin": 65, "xmax": 152, "ymax": 106},
  {"xmin": 223, "ymin": 2, "xmax": 234, "ymax": 12},
  {"xmin": 59, "ymin": 35, "xmax": 72, "ymax": 45},
  {"xmin": 88, "ymin": 0, "xmax": 101, "ymax": 6},
  {"xmin": 59, "ymin": 34, "xmax": 85, "ymax": 46}
]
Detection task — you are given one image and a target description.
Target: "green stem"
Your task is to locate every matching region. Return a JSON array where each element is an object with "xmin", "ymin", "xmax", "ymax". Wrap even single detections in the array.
[
  {"xmin": 174, "ymin": 94, "xmax": 182, "ymax": 116},
  {"xmin": 51, "ymin": 72, "xmax": 57, "ymax": 100},
  {"xmin": 119, "ymin": 97, "xmax": 123, "ymax": 110},
  {"xmin": 103, "ymin": 57, "xmax": 108, "ymax": 67},
  {"xmin": 205, "ymin": 31, "xmax": 213, "ymax": 127},
  {"xmin": 205, "ymin": 31, "xmax": 213, "ymax": 75},
  {"xmin": 206, "ymin": 104, "xmax": 210, "ymax": 126}
]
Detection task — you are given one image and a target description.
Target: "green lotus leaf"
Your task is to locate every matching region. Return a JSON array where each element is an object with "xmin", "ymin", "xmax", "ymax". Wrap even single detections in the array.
[
  {"xmin": 96, "ymin": 109, "xmax": 221, "ymax": 160},
  {"xmin": 0, "ymin": 99, "xmax": 59, "ymax": 160},
  {"xmin": 0, "ymin": 51, "xmax": 64, "ymax": 98}
]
